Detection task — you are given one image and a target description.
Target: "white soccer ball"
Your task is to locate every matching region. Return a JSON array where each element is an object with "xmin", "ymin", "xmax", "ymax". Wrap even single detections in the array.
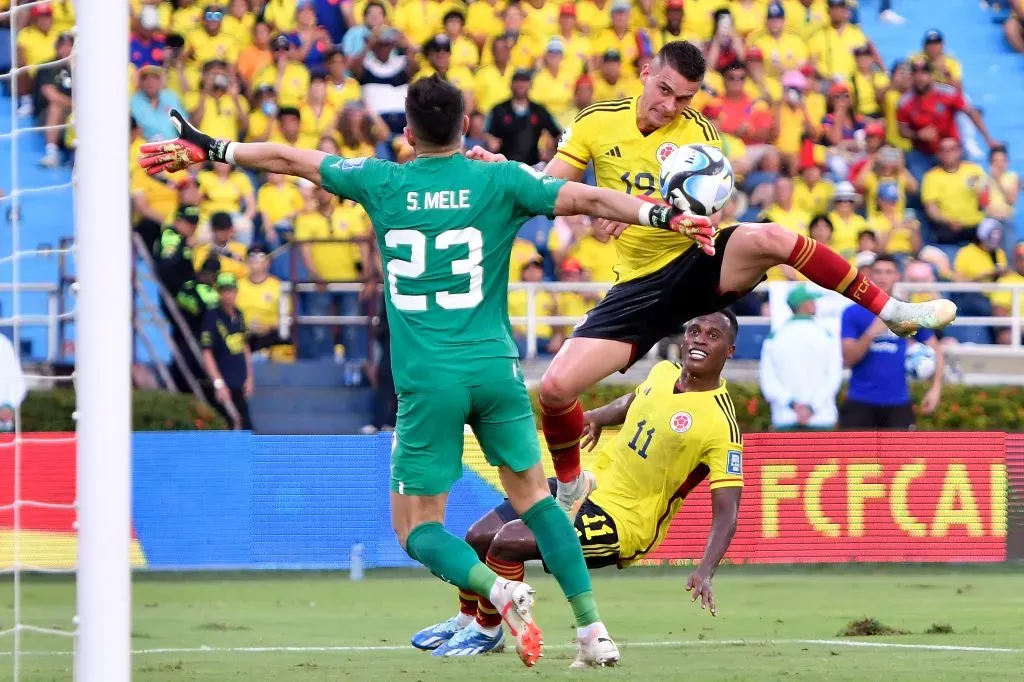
[
  {"xmin": 905, "ymin": 342, "xmax": 937, "ymax": 381},
  {"xmin": 659, "ymin": 143, "xmax": 735, "ymax": 216}
]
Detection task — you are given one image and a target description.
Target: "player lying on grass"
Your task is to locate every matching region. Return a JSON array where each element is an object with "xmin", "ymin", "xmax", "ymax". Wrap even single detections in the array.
[
  {"xmin": 137, "ymin": 75, "xmax": 718, "ymax": 669},
  {"xmin": 466, "ymin": 39, "xmax": 958, "ymax": 518},
  {"xmin": 413, "ymin": 311, "xmax": 743, "ymax": 659}
]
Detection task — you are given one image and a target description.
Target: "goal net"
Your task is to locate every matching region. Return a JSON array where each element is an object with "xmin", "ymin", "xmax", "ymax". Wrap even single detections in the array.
[{"xmin": 1, "ymin": 1, "xmax": 131, "ymax": 681}]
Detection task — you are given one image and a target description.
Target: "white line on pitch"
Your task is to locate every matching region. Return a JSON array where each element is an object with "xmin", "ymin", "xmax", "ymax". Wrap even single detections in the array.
[{"xmin": 2, "ymin": 638, "xmax": 1022, "ymax": 657}]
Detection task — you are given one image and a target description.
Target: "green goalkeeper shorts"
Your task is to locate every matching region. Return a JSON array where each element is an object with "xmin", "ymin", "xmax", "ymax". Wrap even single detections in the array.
[{"xmin": 390, "ymin": 372, "xmax": 540, "ymax": 497}]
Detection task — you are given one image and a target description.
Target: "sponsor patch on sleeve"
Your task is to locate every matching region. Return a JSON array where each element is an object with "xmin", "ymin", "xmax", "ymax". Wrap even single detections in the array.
[{"xmin": 341, "ymin": 157, "xmax": 367, "ymax": 170}]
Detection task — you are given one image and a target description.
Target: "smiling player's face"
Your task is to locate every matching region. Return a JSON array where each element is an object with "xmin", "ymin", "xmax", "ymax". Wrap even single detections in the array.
[
  {"xmin": 680, "ymin": 313, "xmax": 734, "ymax": 375},
  {"xmin": 640, "ymin": 62, "xmax": 702, "ymax": 129}
]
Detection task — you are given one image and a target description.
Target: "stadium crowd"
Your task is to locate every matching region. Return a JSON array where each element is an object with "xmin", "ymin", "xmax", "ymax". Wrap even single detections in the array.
[{"xmin": 13, "ymin": 0, "xmax": 1023, "ymax": 368}]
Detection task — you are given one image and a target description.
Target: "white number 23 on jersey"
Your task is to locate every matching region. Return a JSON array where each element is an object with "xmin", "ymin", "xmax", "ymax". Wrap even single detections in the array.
[{"xmin": 384, "ymin": 228, "xmax": 484, "ymax": 311}]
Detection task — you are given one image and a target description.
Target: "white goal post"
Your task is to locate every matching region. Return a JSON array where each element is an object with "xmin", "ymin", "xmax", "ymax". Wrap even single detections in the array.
[{"xmin": 74, "ymin": 0, "xmax": 131, "ymax": 680}]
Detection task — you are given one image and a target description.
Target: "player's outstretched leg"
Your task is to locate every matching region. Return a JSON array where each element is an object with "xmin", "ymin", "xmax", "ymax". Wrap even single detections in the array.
[
  {"xmin": 488, "ymin": 519, "xmax": 620, "ymax": 668},
  {"xmin": 421, "ymin": 511, "xmax": 510, "ymax": 656},
  {"xmin": 538, "ymin": 338, "xmax": 633, "ymax": 514},
  {"xmin": 719, "ymin": 224, "xmax": 957, "ymax": 335},
  {"xmin": 410, "ymin": 510, "xmax": 507, "ymax": 651},
  {"xmin": 502, "ymin": 465, "xmax": 620, "ymax": 668},
  {"xmin": 395, "ymin": 497, "xmax": 542, "ymax": 667},
  {"xmin": 431, "ymin": 552, "xmax": 519, "ymax": 657}
]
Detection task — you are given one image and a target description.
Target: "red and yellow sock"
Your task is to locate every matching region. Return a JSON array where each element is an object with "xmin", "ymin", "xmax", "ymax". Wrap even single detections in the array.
[
  {"xmin": 539, "ymin": 398, "xmax": 585, "ymax": 483},
  {"xmin": 476, "ymin": 555, "xmax": 526, "ymax": 629},
  {"xmin": 787, "ymin": 234, "xmax": 889, "ymax": 315},
  {"xmin": 458, "ymin": 589, "xmax": 478, "ymax": 619}
]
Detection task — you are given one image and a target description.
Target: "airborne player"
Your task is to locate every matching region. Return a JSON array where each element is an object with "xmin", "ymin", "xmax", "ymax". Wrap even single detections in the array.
[
  {"xmin": 414, "ymin": 311, "xmax": 744, "ymax": 658},
  {"xmin": 468, "ymin": 40, "xmax": 957, "ymax": 517},
  {"xmin": 138, "ymin": 75, "xmax": 717, "ymax": 669}
]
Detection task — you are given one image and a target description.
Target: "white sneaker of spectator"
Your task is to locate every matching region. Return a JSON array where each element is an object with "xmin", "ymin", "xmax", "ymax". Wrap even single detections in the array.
[
  {"xmin": 880, "ymin": 9, "xmax": 905, "ymax": 24},
  {"xmin": 38, "ymin": 144, "xmax": 60, "ymax": 169},
  {"xmin": 15, "ymin": 96, "xmax": 33, "ymax": 119}
]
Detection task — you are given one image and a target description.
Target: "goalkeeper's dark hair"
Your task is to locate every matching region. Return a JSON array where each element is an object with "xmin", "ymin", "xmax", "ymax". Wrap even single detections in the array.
[
  {"xmin": 405, "ymin": 75, "xmax": 465, "ymax": 148},
  {"xmin": 652, "ymin": 40, "xmax": 706, "ymax": 82}
]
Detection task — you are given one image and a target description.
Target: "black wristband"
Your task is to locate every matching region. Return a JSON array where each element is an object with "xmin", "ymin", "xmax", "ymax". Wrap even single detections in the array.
[
  {"xmin": 207, "ymin": 138, "xmax": 231, "ymax": 163},
  {"xmin": 649, "ymin": 205, "xmax": 672, "ymax": 229}
]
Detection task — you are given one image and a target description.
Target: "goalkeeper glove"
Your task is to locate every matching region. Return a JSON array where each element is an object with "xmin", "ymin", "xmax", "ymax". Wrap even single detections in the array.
[
  {"xmin": 641, "ymin": 196, "xmax": 718, "ymax": 256},
  {"xmin": 138, "ymin": 109, "xmax": 234, "ymax": 175}
]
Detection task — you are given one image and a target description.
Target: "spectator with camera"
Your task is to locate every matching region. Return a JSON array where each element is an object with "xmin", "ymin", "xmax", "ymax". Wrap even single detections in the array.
[
  {"xmin": 253, "ymin": 34, "xmax": 310, "ymax": 109},
  {"xmin": 186, "ymin": 60, "xmax": 248, "ymax": 142},
  {"xmin": 351, "ymin": 27, "xmax": 418, "ymax": 135}
]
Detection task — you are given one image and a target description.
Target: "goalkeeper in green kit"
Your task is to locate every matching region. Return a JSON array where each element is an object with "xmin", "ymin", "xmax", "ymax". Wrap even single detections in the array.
[{"xmin": 138, "ymin": 75, "xmax": 714, "ymax": 669}]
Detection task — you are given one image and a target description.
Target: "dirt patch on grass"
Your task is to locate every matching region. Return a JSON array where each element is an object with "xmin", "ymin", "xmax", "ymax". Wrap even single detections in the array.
[{"xmin": 838, "ymin": 618, "xmax": 910, "ymax": 637}]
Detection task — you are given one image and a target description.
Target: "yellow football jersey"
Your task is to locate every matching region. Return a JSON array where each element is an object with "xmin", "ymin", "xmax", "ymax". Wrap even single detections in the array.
[
  {"xmin": 553, "ymin": 97, "xmax": 723, "ymax": 283},
  {"xmin": 588, "ymin": 361, "xmax": 744, "ymax": 566}
]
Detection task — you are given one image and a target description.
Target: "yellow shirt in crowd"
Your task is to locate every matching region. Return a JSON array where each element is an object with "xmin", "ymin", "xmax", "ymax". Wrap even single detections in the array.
[
  {"xmin": 257, "ymin": 182, "xmax": 305, "ymax": 228},
  {"xmin": 827, "ymin": 210, "xmax": 868, "ymax": 258},
  {"xmin": 793, "ymin": 178, "xmax": 834, "ymax": 216},
  {"xmin": 808, "ymin": 23, "xmax": 867, "ymax": 78},
  {"xmin": 196, "ymin": 169, "xmax": 254, "ymax": 223},
  {"xmin": 183, "ymin": 92, "xmax": 248, "ymax": 142},
  {"xmin": 17, "ymin": 25, "xmax": 57, "ymax": 67},
  {"xmin": 294, "ymin": 202, "xmax": 371, "ymax": 282},
  {"xmin": 130, "ymin": 138, "xmax": 182, "ymax": 224},
  {"xmin": 953, "ymin": 243, "xmax": 1006, "ymax": 283},
  {"xmin": 508, "ymin": 289, "xmax": 557, "ymax": 338},
  {"xmin": 252, "ymin": 62, "xmax": 311, "ymax": 109},
  {"xmin": 921, "ymin": 163, "xmax": 987, "ymax": 228},
  {"xmin": 509, "ymin": 239, "xmax": 541, "ymax": 283},
  {"xmin": 193, "ymin": 240, "xmax": 250, "ymax": 278},
  {"xmin": 237, "ymin": 275, "xmax": 284, "ymax": 331}
]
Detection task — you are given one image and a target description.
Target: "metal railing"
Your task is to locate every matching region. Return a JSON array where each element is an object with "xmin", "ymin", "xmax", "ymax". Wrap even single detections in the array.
[
  {"xmin": 0, "ymin": 282, "xmax": 65, "ymax": 362},
  {"xmin": 190, "ymin": 235, "xmax": 1024, "ymax": 362}
]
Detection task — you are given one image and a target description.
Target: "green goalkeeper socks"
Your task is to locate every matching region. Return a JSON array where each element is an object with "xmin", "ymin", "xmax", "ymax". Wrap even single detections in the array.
[
  {"xmin": 405, "ymin": 522, "xmax": 498, "ymax": 597},
  {"xmin": 521, "ymin": 497, "xmax": 601, "ymax": 627}
]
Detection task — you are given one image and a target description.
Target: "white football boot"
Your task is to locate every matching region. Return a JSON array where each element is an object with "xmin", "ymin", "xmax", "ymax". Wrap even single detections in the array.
[
  {"xmin": 489, "ymin": 580, "xmax": 543, "ymax": 667},
  {"xmin": 571, "ymin": 622, "xmax": 620, "ymax": 668},
  {"xmin": 556, "ymin": 469, "xmax": 598, "ymax": 518}
]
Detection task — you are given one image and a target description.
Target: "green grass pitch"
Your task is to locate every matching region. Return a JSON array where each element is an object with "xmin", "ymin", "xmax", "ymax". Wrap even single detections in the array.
[{"xmin": 3, "ymin": 566, "xmax": 1024, "ymax": 681}]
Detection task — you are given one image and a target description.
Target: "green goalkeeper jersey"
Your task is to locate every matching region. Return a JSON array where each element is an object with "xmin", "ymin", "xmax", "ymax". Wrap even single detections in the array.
[{"xmin": 319, "ymin": 154, "xmax": 567, "ymax": 393}]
